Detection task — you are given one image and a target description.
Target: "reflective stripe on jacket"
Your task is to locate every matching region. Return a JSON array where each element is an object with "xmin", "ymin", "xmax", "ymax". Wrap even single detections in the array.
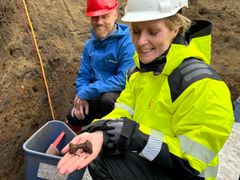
[
  {"xmin": 103, "ymin": 20, "xmax": 234, "ymax": 179},
  {"xmin": 76, "ymin": 23, "xmax": 135, "ymax": 100}
]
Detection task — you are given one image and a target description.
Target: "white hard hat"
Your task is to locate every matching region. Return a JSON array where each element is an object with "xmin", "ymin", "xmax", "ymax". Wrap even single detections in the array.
[{"xmin": 122, "ymin": 0, "xmax": 188, "ymax": 22}]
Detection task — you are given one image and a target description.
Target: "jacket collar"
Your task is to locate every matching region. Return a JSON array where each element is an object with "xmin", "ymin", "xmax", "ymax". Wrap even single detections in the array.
[
  {"xmin": 138, "ymin": 50, "xmax": 168, "ymax": 75},
  {"xmin": 91, "ymin": 23, "xmax": 129, "ymax": 47}
]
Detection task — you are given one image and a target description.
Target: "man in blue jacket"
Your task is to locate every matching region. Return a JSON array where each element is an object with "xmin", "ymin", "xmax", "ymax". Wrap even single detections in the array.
[{"xmin": 66, "ymin": 0, "xmax": 135, "ymax": 131}]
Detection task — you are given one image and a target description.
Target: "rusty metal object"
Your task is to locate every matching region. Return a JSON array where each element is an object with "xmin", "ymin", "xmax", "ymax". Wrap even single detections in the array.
[{"xmin": 69, "ymin": 140, "xmax": 93, "ymax": 155}]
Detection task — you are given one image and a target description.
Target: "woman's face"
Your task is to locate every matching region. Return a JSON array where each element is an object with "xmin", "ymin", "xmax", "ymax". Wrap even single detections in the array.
[{"xmin": 131, "ymin": 19, "xmax": 178, "ymax": 64}]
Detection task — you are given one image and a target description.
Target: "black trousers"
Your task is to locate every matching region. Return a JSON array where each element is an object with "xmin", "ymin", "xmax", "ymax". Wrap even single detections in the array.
[
  {"xmin": 67, "ymin": 92, "xmax": 120, "ymax": 126},
  {"xmin": 88, "ymin": 152, "xmax": 177, "ymax": 180}
]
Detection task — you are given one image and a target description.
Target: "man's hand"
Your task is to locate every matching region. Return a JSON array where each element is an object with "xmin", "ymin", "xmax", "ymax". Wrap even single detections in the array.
[
  {"xmin": 57, "ymin": 131, "xmax": 103, "ymax": 175},
  {"xmin": 71, "ymin": 95, "xmax": 89, "ymax": 119}
]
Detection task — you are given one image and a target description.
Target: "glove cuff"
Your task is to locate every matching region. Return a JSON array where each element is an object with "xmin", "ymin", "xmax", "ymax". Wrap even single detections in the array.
[
  {"xmin": 117, "ymin": 117, "xmax": 148, "ymax": 152},
  {"xmin": 81, "ymin": 120, "xmax": 111, "ymax": 133}
]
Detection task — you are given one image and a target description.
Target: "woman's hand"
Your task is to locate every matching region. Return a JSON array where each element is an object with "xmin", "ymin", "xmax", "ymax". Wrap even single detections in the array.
[{"xmin": 57, "ymin": 131, "xmax": 103, "ymax": 175}]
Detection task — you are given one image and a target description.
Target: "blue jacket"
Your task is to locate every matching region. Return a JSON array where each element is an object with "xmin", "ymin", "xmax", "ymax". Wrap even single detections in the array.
[{"xmin": 76, "ymin": 23, "xmax": 135, "ymax": 100}]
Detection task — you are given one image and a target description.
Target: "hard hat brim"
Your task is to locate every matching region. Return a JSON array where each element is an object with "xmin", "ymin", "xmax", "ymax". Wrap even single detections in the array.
[
  {"xmin": 121, "ymin": 11, "xmax": 177, "ymax": 22},
  {"xmin": 121, "ymin": 0, "xmax": 188, "ymax": 22},
  {"xmin": 86, "ymin": 8, "xmax": 117, "ymax": 17}
]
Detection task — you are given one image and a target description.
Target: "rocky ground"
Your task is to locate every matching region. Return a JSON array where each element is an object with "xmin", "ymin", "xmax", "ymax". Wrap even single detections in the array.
[{"xmin": 0, "ymin": 0, "xmax": 239, "ymax": 179}]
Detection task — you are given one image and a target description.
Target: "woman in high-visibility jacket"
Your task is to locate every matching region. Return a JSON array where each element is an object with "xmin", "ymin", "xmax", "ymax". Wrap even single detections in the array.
[{"xmin": 58, "ymin": 0, "xmax": 234, "ymax": 179}]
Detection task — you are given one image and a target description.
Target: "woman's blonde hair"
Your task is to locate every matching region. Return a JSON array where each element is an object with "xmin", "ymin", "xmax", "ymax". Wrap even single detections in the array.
[{"xmin": 164, "ymin": 13, "xmax": 191, "ymax": 35}]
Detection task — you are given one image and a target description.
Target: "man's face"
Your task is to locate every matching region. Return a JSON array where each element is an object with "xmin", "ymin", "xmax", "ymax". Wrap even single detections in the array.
[{"xmin": 91, "ymin": 10, "xmax": 118, "ymax": 39}]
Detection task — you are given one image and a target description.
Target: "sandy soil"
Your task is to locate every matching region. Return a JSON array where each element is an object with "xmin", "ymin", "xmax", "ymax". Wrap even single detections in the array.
[{"xmin": 0, "ymin": 0, "xmax": 239, "ymax": 179}]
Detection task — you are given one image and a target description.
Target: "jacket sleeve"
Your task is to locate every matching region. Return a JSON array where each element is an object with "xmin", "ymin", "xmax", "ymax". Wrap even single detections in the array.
[
  {"xmin": 104, "ymin": 78, "xmax": 234, "ymax": 179},
  {"xmin": 145, "ymin": 80, "xmax": 232, "ymax": 179},
  {"xmin": 102, "ymin": 68, "xmax": 136, "ymax": 119},
  {"xmin": 163, "ymin": 79, "xmax": 234, "ymax": 176}
]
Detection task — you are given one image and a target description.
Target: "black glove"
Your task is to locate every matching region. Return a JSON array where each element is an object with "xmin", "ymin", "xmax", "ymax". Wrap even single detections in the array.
[
  {"xmin": 81, "ymin": 120, "xmax": 112, "ymax": 133},
  {"xmin": 81, "ymin": 119, "xmax": 122, "ymax": 150},
  {"xmin": 81, "ymin": 118, "xmax": 149, "ymax": 154},
  {"xmin": 105, "ymin": 120, "xmax": 123, "ymax": 150},
  {"xmin": 105, "ymin": 117, "xmax": 149, "ymax": 154}
]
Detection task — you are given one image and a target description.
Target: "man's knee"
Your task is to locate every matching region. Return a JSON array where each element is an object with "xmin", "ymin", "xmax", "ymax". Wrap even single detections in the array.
[
  {"xmin": 66, "ymin": 110, "xmax": 81, "ymax": 126},
  {"xmin": 66, "ymin": 108, "xmax": 92, "ymax": 127},
  {"xmin": 100, "ymin": 92, "xmax": 120, "ymax": 108}
]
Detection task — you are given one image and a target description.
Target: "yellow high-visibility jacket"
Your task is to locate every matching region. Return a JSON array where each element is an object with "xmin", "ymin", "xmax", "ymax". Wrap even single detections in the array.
[{"xmin": 103, "ymin": 20, "xmax": 234, "ymax": 179}]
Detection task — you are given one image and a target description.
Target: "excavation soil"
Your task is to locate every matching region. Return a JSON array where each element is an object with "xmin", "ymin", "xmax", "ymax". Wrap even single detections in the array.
[{"xmin": 0, "ymin": 0, "xmax": 240, "ymax": 179}]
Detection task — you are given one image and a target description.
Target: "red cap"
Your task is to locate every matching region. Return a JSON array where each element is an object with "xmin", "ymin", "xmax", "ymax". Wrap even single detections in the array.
[{"xmin": 86, "ymin": 0, "xmax": 119, "ymax": 17}]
